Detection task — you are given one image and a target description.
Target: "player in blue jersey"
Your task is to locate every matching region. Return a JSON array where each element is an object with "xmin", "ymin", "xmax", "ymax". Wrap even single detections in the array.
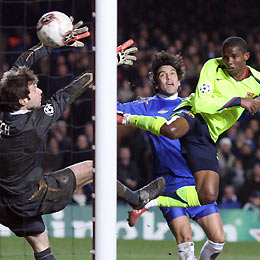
[{"xmin": 117, "ymin": 51, "xmax": 225, "ymax": 260}]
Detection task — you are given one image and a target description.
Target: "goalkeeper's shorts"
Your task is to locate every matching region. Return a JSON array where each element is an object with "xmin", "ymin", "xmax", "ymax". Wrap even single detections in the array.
[{"xmin": 0, "ymin": 168, "xmax": 76, "ymax": 237}]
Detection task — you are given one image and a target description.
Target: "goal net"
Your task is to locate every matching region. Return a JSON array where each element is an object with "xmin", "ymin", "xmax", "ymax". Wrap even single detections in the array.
[{"xmin": 0, "ymin": 0, "xmax": 94, "ymax": 259}]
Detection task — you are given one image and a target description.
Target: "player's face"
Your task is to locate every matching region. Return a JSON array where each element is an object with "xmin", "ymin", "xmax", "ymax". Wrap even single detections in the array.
[
  {"xmin": 222, "ymin": 46, "xmax": 250, "ymax": 78},
  {"xmin": 26, "ymin": 82, "xmax": 42, "ymax": 109},
  {"xmin": 156, "ymin": 65, "xmax": 180, "ymax": 96}
]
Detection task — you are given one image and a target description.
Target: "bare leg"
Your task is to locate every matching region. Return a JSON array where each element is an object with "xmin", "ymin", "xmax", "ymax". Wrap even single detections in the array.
[
  {"xmin": 68, "ymin": 160, "xmax": 93, "ymax": 191},
  {"xmin": 197, "ymin": 213, "xmax": 225, "ymax": 260},
  {"xmin": 168, "ymin": 216, "xmax": 195, "ymax": 260},
  {"xmin": 25, "ymin": 231, "xmax": 50, "ymax": 253},
  {"xmin": 197, "ymin": 213, "xmax": 225, "ymax": 243},
  {"xmin": 194, "ymin": 170, "xmax": 219, "ymax": 205},
  {"xmin": 168, "ymin": 216, "xmax": 193, "ymax": 244}
]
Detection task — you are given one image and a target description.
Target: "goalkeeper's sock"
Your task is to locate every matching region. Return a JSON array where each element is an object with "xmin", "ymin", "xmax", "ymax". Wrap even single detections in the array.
[
  {"xmin": 158, "ymin": 186, "xmax": 201, "ymax": 208},
  {"xmin": 145, "ymin": 198, "xmax": 158, "ymax": 209},
  {"xmin": 117, "ymin": 180, "xmax": 139, "ymax": 206},
  {"xmin": 34, "ymin": 247, "xmax": 56, "ymax": 260},
  {"xmin": 129, "ymin": 115, "xmax": 166, "ymax": 136}
]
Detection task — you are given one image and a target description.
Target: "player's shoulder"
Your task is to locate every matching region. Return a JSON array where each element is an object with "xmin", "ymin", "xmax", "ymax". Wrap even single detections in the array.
[
  {"xmin": 248, "ymin": 65, "xmax": 260, "ymax": 77},
  {"xmin": 203, "ymin": 57, "xmax": 222, "ymax": 68}
]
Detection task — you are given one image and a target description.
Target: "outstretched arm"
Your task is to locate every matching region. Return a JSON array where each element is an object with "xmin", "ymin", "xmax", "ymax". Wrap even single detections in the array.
[
  {"xmin": 12, "ymin": 18, "xmax": 90, "ymax": 70},
  {"xmin": 11, "ymin": 42, "xmax": 51, "ymax": 70},
  {"xmin": 117, "ymin": 112, "xmax": 166, "ymax": 135},
  {"xmin": 33, "ymin": 71, "xmax": 93, "ymax": 137}
]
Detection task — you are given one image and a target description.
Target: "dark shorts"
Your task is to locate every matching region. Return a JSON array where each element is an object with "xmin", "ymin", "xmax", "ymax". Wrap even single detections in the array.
[
  {"xmin": 0, "ymin": 168, "xmax": 76, "ymax": 237},
  {"xmin": 174, "ymin": 109, "xmax": 220, "ymax": 174}
]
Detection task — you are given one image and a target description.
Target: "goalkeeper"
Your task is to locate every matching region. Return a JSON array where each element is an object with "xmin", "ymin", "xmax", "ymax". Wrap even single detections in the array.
[
  {"xmin": 0, "ymin": 23, "xmax": 164, "ymax": 260},
  {"xmin": 118, "ymin": 36, "xmax": 260, "ymax": 208}
]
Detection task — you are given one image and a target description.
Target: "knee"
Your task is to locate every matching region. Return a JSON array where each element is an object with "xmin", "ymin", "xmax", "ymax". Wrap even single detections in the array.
[
  {"xmin": 198, "ymin": 190, "xmax": 218, "ymax": 205},
  {"xmin": 196, "ymin": 181, "xmax": 219, "ymax": 205}
]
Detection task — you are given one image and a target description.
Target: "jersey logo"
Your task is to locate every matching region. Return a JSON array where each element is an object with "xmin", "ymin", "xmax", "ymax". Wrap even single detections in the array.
[
  {"xmin": 199, "ymin": 83, "xmax": 211, "ymax": 94},
  {"xmin": 247, "ymin": 92, "xmax": 255, "ymax": 98},
  {"xmin": 44, "ymin": 103, "xmax": 54, "ymax": 116},
  {"xmin": 138, "ymin": 98, "xmax": 153, "ymax": 104},
  {"xmin": 158, "ymin": 110, "xmax": 168, "ymax": 114},
  {"xmin": 0, "ymin": 120, "xmax": 10, "ymax": 138}
]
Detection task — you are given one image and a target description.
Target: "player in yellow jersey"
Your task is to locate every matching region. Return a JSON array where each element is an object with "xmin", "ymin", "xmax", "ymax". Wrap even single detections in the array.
[{"xmin": 118, "ymin": 36, "xmax": 260, "ymax": 208}]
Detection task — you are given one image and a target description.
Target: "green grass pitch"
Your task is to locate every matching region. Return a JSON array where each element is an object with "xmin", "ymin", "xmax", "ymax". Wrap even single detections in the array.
[{"xmin": 0, "ymin": 237, "xmax": 259, "ymax": 259}]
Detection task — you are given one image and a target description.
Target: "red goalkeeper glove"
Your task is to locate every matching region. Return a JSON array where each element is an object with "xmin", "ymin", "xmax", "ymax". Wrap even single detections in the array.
[
  {"xmin": 117, "ymin": 39, "xmax": 138, "ymax": 66},
  {"xmin": 65, "ymin": 17, "xmax": 90, "ymax": 47},
  {"xmin": 117, "ymin": 111, "xmax": 133, "ymax": 125}
]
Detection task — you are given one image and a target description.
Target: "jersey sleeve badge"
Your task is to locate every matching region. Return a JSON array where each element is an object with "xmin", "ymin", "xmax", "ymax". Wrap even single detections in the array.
[
  {"xmin": 43, "ymin": 103, "xmax": 54, "ymax": 116},
  {"xmin": 199, "ymin": 83, "xmax": 211, "ymax": 94}
]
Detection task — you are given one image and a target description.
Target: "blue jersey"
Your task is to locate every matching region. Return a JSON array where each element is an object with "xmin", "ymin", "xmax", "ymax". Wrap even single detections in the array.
[{"xmin": 117, "ymin": 95, "xmax": 193, "ymax": 178}]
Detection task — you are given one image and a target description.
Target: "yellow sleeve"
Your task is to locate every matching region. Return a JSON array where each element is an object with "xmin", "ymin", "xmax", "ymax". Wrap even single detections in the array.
[{"xmin": 192, "ymin": 59, "xmax": 240, "ymax": 114}]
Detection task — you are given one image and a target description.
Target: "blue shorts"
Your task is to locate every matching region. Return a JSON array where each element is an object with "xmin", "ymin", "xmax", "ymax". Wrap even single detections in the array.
[
  {"xmin": 159, "ymin": 172, "xmax": 196, "ymax": 197},
  {"xmin": 158, "ymin": 172, "xmax": 219, "ymax": 222},
  {"xmin": 160, "ymin": 202, "xmax": 219, "ymax": 223},
  {"xmin": 175, "ymin": 109, "xmax": 220, "ymax": 174}
]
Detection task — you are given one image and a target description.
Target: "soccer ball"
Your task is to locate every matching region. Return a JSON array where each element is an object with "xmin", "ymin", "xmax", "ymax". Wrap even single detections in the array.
[{"xmin": 36, "ymin": 11, "xmax": 73, "ymax": 48}]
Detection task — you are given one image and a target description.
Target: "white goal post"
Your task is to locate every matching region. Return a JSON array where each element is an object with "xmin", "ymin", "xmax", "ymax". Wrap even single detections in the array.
[{"xmin": 95, "ymin": 0, "xmax": 117, "ymax": 259}]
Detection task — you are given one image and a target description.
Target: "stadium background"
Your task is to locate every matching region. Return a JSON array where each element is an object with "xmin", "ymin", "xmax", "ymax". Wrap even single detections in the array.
[{"xmin": 1, "ymin": 0, "xmax": 260, "ymax": 259}]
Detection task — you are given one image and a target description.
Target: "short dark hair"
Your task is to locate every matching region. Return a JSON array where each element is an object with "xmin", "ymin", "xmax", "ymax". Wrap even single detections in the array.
[
  {"xmin": 0, "ymin": 66, "xmax": 38, "ymax": 112},
  {"xmin": 222, "ymin": 36, "xmax": 248, "ymax": 53},
  {"xmin": 151, "ymin": 51, "xmax": 185, "ymax": 88}
]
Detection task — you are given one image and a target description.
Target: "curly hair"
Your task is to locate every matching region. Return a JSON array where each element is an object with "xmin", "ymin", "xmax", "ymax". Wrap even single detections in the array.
[
  {"xmin": 0, "ymin": 66, "xmax": 38, "ymax": 112},
  {"xmin": 150, "ymin": 51, "xmax": 185, "ymax": 88}
]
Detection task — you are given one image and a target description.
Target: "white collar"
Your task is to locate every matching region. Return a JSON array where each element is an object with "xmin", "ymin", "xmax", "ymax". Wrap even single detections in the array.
[
  {"xmin": 10, "ymin": 109, "xmax": 31, "ymax": 115},
  {"xmin": 157, "ymin": 93, "xmax": 178, "ymax": 100}
]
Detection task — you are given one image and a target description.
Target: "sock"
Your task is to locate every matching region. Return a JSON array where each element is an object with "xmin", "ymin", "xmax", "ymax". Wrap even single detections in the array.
[
  {"xmin": 178, "ymin": 242, "xmax": 196, "ymax": 260},
  {"xmin": 117, "ymin": 180, "xmax": 139, "ymax": 205},
  {"xmin": 34, "ymin": 247, "xmax": 56, "ymax": 260},
  {"xmin": 158, "ymin": 186, "xmax": 201, "ymax": 208},
  {"xmin": 145, "ymin": 198, "xmax": 158, "ymax": 209},
  {"xmin": 199, "ymin": 240, "xmax": 224, "ymax": 260}
]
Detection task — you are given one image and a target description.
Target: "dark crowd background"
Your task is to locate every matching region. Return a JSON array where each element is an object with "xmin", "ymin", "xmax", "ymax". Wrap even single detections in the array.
[{"xmin": 1, "ymin": 0, "xmax": 260, "ymax": 209}]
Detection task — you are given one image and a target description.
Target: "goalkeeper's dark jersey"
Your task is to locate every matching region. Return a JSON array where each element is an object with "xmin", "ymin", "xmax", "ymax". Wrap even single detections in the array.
[{"xmin": 0, "ymin": 43, "xmax": 92, "ymax": 197}]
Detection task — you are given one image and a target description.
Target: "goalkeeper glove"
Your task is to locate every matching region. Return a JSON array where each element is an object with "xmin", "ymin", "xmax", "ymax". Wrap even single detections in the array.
[
  {"xmin": 65, "ymin": 17, "xmax": 90, "ymax": 47},
  {"xmin": 117, "ymin": 111, "xmax": 133, "ymax": 125},
  {"xmin": 117, "ymin": 39, "xmax": 138, "ymax": 66}
]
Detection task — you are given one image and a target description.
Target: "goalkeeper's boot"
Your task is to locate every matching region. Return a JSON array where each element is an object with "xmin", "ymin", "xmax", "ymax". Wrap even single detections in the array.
[
  {"xmin": 128, "ymin": 207, "xmax": 147, "ymax": 227},
  {"xmin": 133, "ymin": 177, "xmax": 165, "ymax": 210}
]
